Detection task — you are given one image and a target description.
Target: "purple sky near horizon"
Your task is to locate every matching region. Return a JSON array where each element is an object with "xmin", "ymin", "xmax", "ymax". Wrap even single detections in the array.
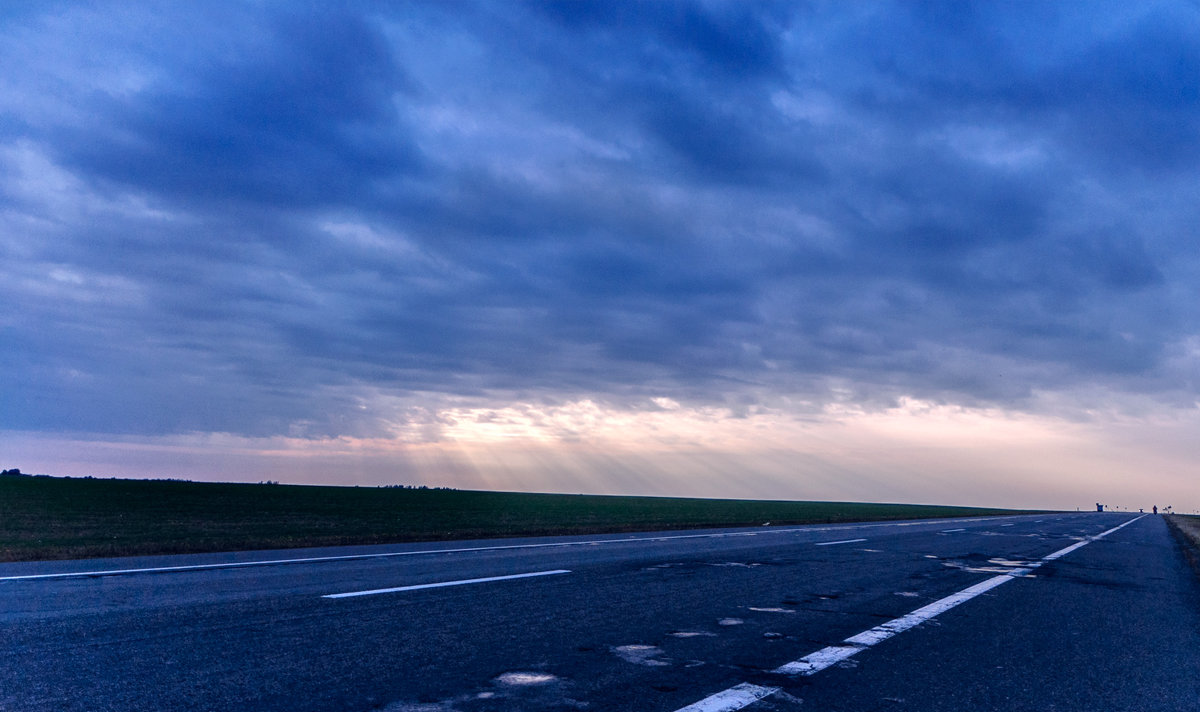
[{"xmin": 3, "ymin": 2, "xmax": 1199, "ymax": 511}]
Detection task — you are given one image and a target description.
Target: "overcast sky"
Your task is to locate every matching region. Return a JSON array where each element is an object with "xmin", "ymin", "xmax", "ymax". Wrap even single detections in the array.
[{"xmin": 3, "ymin": 2, "xmax": 1199, "ymax": 511}]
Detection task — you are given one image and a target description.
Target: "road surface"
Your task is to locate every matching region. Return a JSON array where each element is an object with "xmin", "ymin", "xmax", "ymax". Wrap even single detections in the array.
[{"xmin": 2, "ymin": 512, "xmax": 1198, "ymax": 711}]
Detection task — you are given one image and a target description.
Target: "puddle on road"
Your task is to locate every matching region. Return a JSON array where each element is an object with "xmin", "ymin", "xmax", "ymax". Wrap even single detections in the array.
[
  {"xmin": 669, "ymin": 631, "xmax": 717, "ymax": 638},
  {"xmin": 495, "ymin": 672, "xmax": 558, "ymax": 686},
  {"xmin": 718, "ymin": 617, "xmax": 744, "ymax": 626},
  {"xmin": 987, "ymin": 558, "xmax": 1033, "ymax": 568},
  {"xmin": 384, "ymin": 670, "xmax": 574, "ymax": 711},
  {"xmin": 895, "ymin": 591, "xmax": 920, "ymax": 598},
  {"xmin": 748, "ymin": 607, "xmax": 795, "ymax": 614},
  {"xmin": 613, "ymin": 644, "xmax": 670, "ymax": 666},
  {"xmin": 942, "ymin": 560, "xmax": 1037, "ymax": 576}
]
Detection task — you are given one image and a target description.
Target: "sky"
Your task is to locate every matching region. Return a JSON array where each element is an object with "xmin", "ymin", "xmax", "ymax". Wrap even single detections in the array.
[{"xmin": 2, "ymin": 1, "xmax": 1199, "ymax": 512}]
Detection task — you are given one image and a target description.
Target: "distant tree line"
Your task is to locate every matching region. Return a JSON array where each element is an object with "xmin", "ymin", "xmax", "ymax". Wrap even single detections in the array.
[{"xmin": 0, "ymin": 470, "xmax": 461, "ymax": 490}]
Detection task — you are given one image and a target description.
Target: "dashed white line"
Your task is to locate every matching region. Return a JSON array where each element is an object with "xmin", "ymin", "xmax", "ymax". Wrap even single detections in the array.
[
  {"xmin": 814, "ymin": 538, "xmax": 868, "ymax": 546},
  {"xmin": 672, "ymin": 515, "xmax": 1145, "ymax": 712},
  {"xmin": 773, "ymin": 572, "xmax": 1020, "ymax": 676},
  {"xmin": 940, "ymin": 528, "xmax": 966, "ymax": 533},
  {"xmin": 674, "ymin": 683, "xmax": 780, "ymax": 712},
  {"xmin": 321, "ymin": 569, "xmax": 571, "ymax": 599}
]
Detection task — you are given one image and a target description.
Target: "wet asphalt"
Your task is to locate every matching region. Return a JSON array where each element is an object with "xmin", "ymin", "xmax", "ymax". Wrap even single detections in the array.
[{"xmin": 2, "ymin": 512, "xmax": 1197, "ymax": 711}]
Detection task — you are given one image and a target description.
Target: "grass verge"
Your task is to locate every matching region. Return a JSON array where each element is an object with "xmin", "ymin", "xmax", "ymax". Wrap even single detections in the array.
[
  {"xmin": 1, "ymin": 476, "xmax": 1036, "ymax": 562},
  {"xmin": 1166, "ymin": 514, "xmax": 1200, "ymax": 575}
]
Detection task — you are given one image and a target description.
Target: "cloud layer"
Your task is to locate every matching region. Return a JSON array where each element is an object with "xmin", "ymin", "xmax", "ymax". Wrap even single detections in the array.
[{"xmin": 3, "ymin": 1, "xmax": 1199, "ymax": 462}]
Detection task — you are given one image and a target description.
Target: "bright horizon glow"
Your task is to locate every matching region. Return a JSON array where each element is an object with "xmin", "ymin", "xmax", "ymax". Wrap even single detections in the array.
[{"xmin": 5, "ymin": 394, "xmax": 1195, "ymax": 513}]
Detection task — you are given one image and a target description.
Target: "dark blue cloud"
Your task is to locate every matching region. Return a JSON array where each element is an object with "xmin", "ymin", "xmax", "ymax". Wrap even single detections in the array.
[
  {"xmin": 1, "ymin": 0, "xmax": 1197, "ymax": 438},
  {"xmin": 533, "ymin": 0, "xmax": 789, "ymax": 80},
  {"xmin": 52, "ymin": 6, "xmax": 420, "ymax": 208}
]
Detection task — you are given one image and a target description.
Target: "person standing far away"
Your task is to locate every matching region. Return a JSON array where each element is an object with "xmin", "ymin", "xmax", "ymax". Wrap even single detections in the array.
[{"xmin": 1153, "ymin": 505, "xmax": 1158, "ymax": 514}]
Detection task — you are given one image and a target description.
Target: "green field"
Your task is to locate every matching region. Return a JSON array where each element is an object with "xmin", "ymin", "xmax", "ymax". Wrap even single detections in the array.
[{"xmin": 0, "ymin": 475, "xmax": 1035, "ymax": 562}]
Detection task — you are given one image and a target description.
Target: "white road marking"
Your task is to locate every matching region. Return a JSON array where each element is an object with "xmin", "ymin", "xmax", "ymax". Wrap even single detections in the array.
[
  {"xmin": 940, "ymin": 528, "xmax": 966, "ymax": 533},
  {"xmin": 671, "ymin": 515, "xmax": 1145, "ymax": 712},
  {"xmin": 674, "ymin": 683, "xmax": 781, "ymax": 712},
  {"xmin": 1041, "ymin": 540, "xmax": 1088, "ymax": 561},
  {"xmin": 321, "ymin": 569, "xmax": 570, "ymax": 599},
  {"xmin": 773, "ymin": 573, "xmax": 1018, "ymax": 675},
  {"xmin": 814, "ymin": 538, "xmax": 867, "ymax": 546},
  {"xmin": 0, "ymin": 515, "xmax": 1025, "ymax": 581}
]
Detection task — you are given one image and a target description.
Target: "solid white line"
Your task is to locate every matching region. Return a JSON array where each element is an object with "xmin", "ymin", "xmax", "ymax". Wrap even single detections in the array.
[
  {"xmin": 670, "ymin": 514, "xmax": 1145, "ymax": 712},
  {"xmin": 321, "ymin": 569, "xmax": 570, "ymax": 599},
  {"xmin": 1041, "ymin": 540, "xmax": 1088, "ymax": 561},
  {"xmin": 0, "ymin": 533, "xmax": 795, "ymax": 581},
  {"xmin": 673, "ymin": 683, "xmax": 781, "ymax": 712},
  {"xmin": 814, "ymin": 538, "xmax": 868, "ymax": 546},
  {"xmin": 0, "ymin": 515, "xmax": 1030, "ymax": 581}
]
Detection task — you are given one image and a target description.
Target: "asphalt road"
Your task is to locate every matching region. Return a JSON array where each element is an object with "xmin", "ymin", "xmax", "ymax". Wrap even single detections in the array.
[{"xmin": 2, "ymin": 512, "xmax": 1198, "ymax": 711}]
